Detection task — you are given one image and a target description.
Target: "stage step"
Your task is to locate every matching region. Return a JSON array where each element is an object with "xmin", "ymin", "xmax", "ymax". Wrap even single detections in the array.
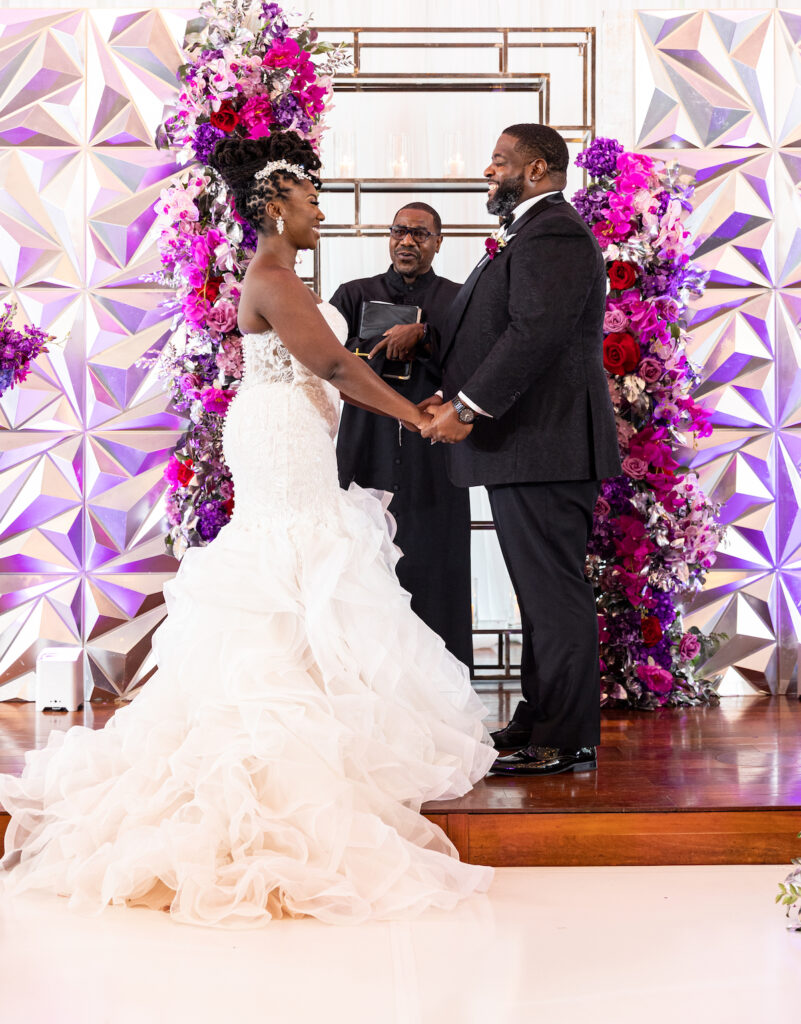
[{"xmin": 423, "ymin": 808, "xmax": 800, "ymax": 866}]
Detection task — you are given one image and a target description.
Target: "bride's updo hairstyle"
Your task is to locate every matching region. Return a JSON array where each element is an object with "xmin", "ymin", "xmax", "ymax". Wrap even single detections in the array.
[{"xmin": 209, "ymin": 131, "xmax": 323, "ymax": 232}]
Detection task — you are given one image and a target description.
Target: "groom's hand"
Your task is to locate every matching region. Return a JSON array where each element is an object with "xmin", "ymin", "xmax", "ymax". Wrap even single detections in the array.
[
  {"xmin": 418, "ymin": 393, "xmax": 444, "ymax": 412},
  {"xmin": 420, "ymin": 401, "xmax": 473, "ymax": 443}
]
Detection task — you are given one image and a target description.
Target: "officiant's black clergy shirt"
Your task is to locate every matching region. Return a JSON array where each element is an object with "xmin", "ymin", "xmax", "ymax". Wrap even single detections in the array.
[{"xmin": 331, "ymin": 266, "xmax": 473, "ymax": 670}]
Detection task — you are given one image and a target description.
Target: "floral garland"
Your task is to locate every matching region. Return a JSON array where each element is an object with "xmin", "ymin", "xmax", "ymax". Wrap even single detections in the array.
[
  {"xmin": 150, "ymin": 1, "xmax": 348, "ymax": 557},
  {"xmin": 0, "ymin": 303, "xmax": 53, "ymax": 399},
  {"xmin": 573, "ymin": 137, "xmax": 726, "ymax": 707}
]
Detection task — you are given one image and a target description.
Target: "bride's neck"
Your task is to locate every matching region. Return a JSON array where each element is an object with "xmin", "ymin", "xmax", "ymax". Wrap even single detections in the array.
[{"xmin": 255, "ymin": 231, "xmax": 298, "ymax": 271}]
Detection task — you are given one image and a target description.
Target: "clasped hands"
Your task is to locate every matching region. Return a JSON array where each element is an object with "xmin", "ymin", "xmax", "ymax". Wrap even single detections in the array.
[{"xmin": 402, "ymin": 394, "xmax": 474, "ymax": 444}]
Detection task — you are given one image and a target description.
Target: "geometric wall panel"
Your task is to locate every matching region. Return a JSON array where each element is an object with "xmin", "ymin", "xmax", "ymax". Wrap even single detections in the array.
[
  {"xmin": 0, "ymin": 10, "xmax": 191, "ymax": 701},
  {"xmin": 636, "ymin": 10, "xmax": 801, "ymax": 695}
]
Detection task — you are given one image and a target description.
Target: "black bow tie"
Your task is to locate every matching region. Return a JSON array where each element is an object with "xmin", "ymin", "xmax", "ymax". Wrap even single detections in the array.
[{"xmin": 500, "ymin": 214, "xmax": 514, "ymax": 231}]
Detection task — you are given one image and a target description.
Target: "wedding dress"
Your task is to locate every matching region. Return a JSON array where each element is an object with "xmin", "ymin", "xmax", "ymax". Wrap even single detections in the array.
[{"xmin": 0, "ymin": 302, "xmax": 496, "ymax": 928}]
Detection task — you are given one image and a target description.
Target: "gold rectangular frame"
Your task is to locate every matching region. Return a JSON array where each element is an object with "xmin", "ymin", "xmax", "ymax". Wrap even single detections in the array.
[{"xmin": 316, "ymin": 27, "xmax": 596, "ymax": 675}]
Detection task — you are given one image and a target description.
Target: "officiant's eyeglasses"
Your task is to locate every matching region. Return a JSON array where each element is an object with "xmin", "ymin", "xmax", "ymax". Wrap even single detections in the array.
[{"xmin": 388, "ymin": 225, "xmax": 436, "ymax": 242}]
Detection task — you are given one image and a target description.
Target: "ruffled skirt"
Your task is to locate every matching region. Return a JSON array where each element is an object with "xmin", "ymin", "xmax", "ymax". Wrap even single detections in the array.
[{"xmin": 0, "ymin": 484, "xmax": 496, "ymax": 927}]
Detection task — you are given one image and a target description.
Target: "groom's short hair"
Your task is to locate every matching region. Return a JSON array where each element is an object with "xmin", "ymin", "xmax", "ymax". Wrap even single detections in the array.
[
  {"xmin": 504, "ymin": 123, "xmax": 569, "ymax": 177},
  {"xmin": 394, "ymin": 202, "xmax": 442, "ymax": 235}
]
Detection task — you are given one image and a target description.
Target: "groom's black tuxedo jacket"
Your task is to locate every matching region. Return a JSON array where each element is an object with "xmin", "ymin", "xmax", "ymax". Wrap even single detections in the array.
[{"xmin": 440, "ymin": 193, "xmax": 622, "ymax": 488}]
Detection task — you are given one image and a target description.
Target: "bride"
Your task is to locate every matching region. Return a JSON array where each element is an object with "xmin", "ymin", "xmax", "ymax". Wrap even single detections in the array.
[{"xmin": 0, "ymin": 131, "xmax": 496, "ymax": 928}]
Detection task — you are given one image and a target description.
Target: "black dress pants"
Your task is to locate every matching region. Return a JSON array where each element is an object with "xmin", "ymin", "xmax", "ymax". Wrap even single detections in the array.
[{"xmin": 487, "ymin": 480, "xmax": 601, "ymax": 749}]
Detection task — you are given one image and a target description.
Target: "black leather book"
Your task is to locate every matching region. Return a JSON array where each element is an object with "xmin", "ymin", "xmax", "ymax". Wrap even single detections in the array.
[
  {"xmin": 355, "ymin": 301, "xmax": 421, "ymax": 380},
  {"xmin": 358, "ymin": 300, "xmax": 421, "ymax": 340}
]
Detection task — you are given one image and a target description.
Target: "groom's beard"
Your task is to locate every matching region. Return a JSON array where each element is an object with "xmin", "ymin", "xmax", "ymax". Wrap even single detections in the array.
[{"xmin": 486, "ymin": 174, "xmax": 525, "ymax": 219}]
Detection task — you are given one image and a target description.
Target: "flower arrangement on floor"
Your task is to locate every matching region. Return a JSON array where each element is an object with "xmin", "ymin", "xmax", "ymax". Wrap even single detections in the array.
[
  {"xmin": 777, "ymin": 858, "xmax": 801, "ymax": 930},
  {"xmin": 151, "ymin": 0, "xmax": 348, "ymax": 557},
  {"xmin": 573, "ymin": 137, "xmax": 726, "ymax": 707},
  {"xmin": 0, "ymin": 302, "xmax": 53, "ymax": 400}
]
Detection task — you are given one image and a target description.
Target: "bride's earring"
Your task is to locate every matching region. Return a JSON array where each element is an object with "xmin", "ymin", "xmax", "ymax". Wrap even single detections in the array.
[{"xmin": 276, "ymin": 215, "xmax": 284, "ymax": 236}]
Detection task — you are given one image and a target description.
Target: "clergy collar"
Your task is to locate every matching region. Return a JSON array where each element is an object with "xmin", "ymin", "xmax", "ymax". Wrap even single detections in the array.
[{"xmin": 386, "ymin": 265, "xmax": 437, "ymax": 294}]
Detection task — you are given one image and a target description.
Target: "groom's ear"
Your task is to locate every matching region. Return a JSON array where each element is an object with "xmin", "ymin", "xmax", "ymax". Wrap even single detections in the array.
[{"xmin": 528, "ymin": 156, "xmax": 549, "ymax": 183}]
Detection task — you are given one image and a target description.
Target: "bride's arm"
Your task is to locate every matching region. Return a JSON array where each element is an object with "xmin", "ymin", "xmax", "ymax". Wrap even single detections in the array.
[{"xmin": 254, "ymin": 267, "xmax": 431, "ymax": 429}]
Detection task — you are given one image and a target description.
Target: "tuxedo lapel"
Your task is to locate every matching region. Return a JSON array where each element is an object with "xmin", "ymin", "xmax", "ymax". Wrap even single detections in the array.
[{"xmin": 439, "ymin": 192, "xmax": 566, "ymax": 364}]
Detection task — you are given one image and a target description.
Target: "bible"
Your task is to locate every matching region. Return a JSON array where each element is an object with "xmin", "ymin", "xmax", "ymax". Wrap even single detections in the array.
[{"xmin": 355, "ymin": 300, "xmax": 421, "ymax": 381}]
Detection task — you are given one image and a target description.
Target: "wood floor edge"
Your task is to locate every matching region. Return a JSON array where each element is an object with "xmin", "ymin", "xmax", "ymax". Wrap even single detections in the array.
[{"xmin": 423, "ymin": 809, "xmax": 801, "ymax": 866}]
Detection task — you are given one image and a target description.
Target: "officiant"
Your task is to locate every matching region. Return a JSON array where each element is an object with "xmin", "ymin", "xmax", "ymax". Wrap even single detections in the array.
[{"xmin": 331, "ymin": 203, "xmax": 473, "ymax": 669}]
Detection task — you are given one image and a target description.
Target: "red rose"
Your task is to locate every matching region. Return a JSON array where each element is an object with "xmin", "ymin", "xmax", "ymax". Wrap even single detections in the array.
[
  {"xmin": 603, "ymin": 332, "xmax": 640, "ymax": 375},
  {"xmin": 176, "ymin": 458, "xmax": 194, "ymax": 487},
  {"xmin": 209, "ymin": 102, "xmax": 239, "ymax": 133},
  {"xmin": 607, "ymin": 260, "xmax": 638, "ymax": 290},
  {"xmin": 641, "ymin": 616, "xmax": 663, "ymax": 647},
  {"xmin": 197, "ymin": 277, "xmax": 223, "ymax": 303},
  {"xmin": 223, "ymin": 497, "xmax": 235, "ymax": 517}
]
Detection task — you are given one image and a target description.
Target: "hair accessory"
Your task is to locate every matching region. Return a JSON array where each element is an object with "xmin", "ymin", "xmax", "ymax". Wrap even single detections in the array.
[{"xmin": 254, "ymin": 160, "xmax": 312, "ymax": 182}]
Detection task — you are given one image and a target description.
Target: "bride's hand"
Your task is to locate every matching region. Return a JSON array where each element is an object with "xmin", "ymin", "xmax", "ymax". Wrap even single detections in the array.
[{"xmin": 400, "ymin": 408, "xmax": 434, "ymax": 434}]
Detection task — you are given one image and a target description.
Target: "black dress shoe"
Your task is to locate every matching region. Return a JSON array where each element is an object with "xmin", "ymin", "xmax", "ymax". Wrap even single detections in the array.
[
  {"xmin": 489, "ymin": 722, "xmax": 531, "ymax": 750},
  {"xmin": 488, "ymin": 745, "xmax": 597, "ymax": 776}
]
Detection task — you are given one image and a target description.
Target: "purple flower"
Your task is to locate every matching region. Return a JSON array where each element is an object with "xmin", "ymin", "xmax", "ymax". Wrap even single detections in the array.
[
  {"xmin": 196, "ymin": 500, "xmax": 229, "ymax": 541},
  {"xmin": 575, "ymin": 137, "xmax": 625, "ymax": 179},
  {"xmin": 193, "ymin": 123, "xmax": 225, "ymax": 165}
]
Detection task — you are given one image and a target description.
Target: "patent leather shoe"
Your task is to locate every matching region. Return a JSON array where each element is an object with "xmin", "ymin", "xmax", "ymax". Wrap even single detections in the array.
[
  {"xmin": 489, "ymin": 722, "xmax": 531, "ymax": 750},
  {"xmin": 489, "ymin": 745, "xmax": 597, "ymax": 776}
]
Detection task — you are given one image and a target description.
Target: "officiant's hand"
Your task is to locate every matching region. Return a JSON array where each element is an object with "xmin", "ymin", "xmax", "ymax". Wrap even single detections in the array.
[
  {"xmin": 368, "ymin": 323, "xmax": 425, "ymax": 361},
  {"xmin": 420, "ymin": 401, "xmax": 473, "ymax": 444}
]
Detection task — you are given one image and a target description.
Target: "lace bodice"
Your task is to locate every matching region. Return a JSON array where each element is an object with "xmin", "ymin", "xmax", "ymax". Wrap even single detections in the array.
[
  {"xmin": 240, "ymin": 301, "xmax": 348, "ymax": 389},
  {"xmin": 222, "ymin": 302, "xmax": 349, "ymax": 528}
]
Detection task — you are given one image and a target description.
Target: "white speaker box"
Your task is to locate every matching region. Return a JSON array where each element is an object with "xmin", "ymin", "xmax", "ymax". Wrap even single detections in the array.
[{"xmin": 35, "ymin": 647, "xmax": 84, "ymax": 712}]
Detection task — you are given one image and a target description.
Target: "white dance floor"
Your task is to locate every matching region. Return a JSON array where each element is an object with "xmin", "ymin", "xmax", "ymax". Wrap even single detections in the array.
[{"xmin": 0, "ymin": 864, "xmax": 797, "ymax": 1023}]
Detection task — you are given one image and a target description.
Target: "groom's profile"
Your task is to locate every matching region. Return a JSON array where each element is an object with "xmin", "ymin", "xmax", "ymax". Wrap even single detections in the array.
[{"xmin": 422, "ymin": 123, "xmax": 622, "ymax": 776}]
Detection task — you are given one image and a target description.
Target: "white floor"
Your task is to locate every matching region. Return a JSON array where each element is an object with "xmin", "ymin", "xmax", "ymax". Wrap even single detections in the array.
[{"xmin": 0, "ymin": 864, "xmax": 798, "ymax": 1023}]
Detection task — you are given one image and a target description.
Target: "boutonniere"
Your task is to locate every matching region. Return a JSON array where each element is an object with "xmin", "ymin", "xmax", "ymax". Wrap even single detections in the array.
[{"xmin": 484, "ymin": 230, "xmax": 508, "ymax": 260}]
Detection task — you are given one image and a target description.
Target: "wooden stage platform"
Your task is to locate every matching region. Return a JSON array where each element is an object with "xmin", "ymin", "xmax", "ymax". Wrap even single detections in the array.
[{"xmin": 1, "ymin": 689, "xmax": 799, "ymax": 867}]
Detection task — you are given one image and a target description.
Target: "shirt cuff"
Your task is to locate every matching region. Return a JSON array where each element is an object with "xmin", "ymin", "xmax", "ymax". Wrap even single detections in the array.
[{"xmin": 458, "ymin": 391, "xmax": 492, "ymax": 418}]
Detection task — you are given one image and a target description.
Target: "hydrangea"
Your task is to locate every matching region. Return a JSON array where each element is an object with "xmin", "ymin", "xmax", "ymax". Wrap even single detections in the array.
[{"xmin": 575, "ymin": 136, "xmax": 624, "ymax": 179}]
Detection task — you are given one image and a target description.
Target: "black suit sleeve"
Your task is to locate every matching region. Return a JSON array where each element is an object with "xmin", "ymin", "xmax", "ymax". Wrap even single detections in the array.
[{"xmin": 460, "ymin": 228, "xmax": 600, "ymax": 419}]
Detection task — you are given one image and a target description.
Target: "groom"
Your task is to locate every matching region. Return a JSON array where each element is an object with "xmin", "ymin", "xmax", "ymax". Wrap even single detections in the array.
[{"xmin": 421, "ymin": 123, "xmax": 621, "ymax": 776}]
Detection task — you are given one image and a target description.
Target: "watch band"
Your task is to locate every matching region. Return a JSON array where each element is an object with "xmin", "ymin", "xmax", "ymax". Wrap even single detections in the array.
[{"xmin": 451, "ymin": 397, "xmax": 476, "ymax": 423}]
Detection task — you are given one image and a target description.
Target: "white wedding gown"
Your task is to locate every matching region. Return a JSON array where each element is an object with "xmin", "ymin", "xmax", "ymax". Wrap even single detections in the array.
[{"xmin": 0, "ymin": 302, "xmax": 496, "ymax": 928}]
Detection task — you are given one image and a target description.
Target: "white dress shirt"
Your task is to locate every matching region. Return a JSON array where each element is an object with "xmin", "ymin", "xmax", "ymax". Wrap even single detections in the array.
[{"xmin": 458, "ymin": 190, "xmax": 562, "ymax": 418}]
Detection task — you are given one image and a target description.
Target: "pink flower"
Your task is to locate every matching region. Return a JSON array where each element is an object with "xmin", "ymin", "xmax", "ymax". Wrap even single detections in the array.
[
  {"xmin": 638, "ymin": 358, "xmax": 663, "ymax": 384},
  {"xmin": 164, "ymin": 455, "xmax": 194, "ymax": 491},
  {"xmin": 206, "ymin": 301, "xmax": 238, "ymax": 336},
  {"xmin": 679, "ymin": 633, "xmax": 702, "ymax": 662},
  {"xmin": 215, "ymin": 337, "xmax": 243, "ymax": 377},
  {"xmin": 240, "ymin": 96, "xmax": 273, "ymax": 138},
  {"xmin": 200, "ymin": 387, "xmax": 235, "ymax": 415},
  {"xmin": 604, "ymin": 308, "xmax": 628, "ymax": 332},
  {"xmin": 594, "ymin": 496, "xmax": 611, "ymax": 518},
  {"xmin": 264, "ymin": 37, "xmax": 301, "ymax": 69},
  {"xmin": 636, "ymin": 662, "xmax": 674, "ymax": 697},
  {"xmin": 622, "ymin": 455, "xmax": 649, "ymax": 480}
]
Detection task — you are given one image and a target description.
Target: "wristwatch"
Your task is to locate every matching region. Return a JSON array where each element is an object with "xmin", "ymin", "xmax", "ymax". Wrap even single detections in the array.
[{"xmin": 451, "ymin": 396, "xmax": 476, "ymax": 424}]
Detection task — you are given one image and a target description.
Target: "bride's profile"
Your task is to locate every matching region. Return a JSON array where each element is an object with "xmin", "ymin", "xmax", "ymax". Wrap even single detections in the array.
[{"xmin": 0, "ymin": 130, "xmax": 496, "ymax": 928}]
